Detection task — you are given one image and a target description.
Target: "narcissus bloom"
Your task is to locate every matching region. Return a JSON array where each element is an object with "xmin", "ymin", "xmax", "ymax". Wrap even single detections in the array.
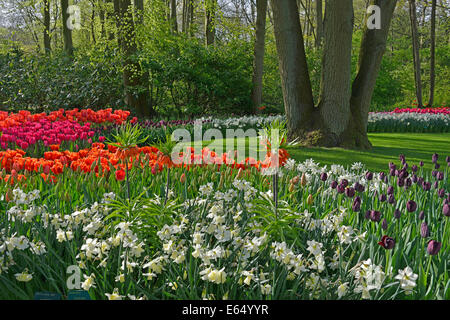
[{"xmin": 15, "ymin": 269, "xmax": 33, "ymax": 282}]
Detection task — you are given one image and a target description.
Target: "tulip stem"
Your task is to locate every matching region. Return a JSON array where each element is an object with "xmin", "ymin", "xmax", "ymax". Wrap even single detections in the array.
[
  {"xmin": 164, "ymin": 167, "xmax": 170, "ymax": 206},
  {"xmin": 125, "ymin": 158, "xmax": 130, "ymax": 201}
]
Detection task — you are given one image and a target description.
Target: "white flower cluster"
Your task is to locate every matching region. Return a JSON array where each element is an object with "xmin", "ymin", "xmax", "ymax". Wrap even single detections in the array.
[{"xmin": 351, "ymin": 259, "xmax": 386, "ymax": 299}]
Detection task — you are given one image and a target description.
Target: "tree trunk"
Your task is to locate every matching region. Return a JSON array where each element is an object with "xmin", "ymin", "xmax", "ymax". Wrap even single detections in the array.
[
  {"xmin": 316, "ymin": 0, "xmax": 353, "ymax": 146},
  {"xmin": 99, "ymin": 0, "xmax": 106, "ymax": 39},
  {"xmin": 429, "ymin": 0, "xmax": 436, "ymax": 107},
  {"xmin": 43, "ymin": 0, "xmax": 51, "ymax": 53},
  {"xmin": 409, "ymin": 0, "xmax": 423, "ymax": 108},
  {"xmin": 348, "ymin": 0, "xmax": 398, "ymax": 149},
  {"xmin": 315, "ymin": 0, "xmax": 322, "ymax": 48},
  {"xmin": 271, "ymin": 0, "xmax": 397, "ymax": 149},
  {"xmin": 251, "ymin": 0, "xmax": 268, "ymax": 112},
  {"xmin": 118, "ymin": 0, "xmax": 155, "ymax": 118},
  {"xmin": 205, "ymin": 0, "xmax": 216, "ymax": 46},
  {"xmin": 171, "ymin": 0, "xmax": 178, "ymax": 32},
  {"xmin": 61, "ymin": 0, "xmax": 74, "ymax": 56},
  {"xmin": 270, "ymin": 0, "xmax": 315, "ymax": 137}
]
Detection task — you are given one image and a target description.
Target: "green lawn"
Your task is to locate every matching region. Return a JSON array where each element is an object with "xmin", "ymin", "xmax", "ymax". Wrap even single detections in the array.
[
  {"xmin": 287, "ymin": 133, "xmax": 450, "ymax": 172},
  {"xmin": 188, "ymin": 133, "xmax": 450, "ymax": 172}
]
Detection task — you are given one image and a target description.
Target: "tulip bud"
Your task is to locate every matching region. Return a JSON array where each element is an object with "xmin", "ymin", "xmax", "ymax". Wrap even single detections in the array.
[
  {"xmin": 236, "ymin": 168, "xmax": 243, "ymax": 179},
  {"xmin": 418, "ymin": 211, "xmax": 425, "ymax": 220},
  {"xmin": 378, "ymin": 194, "xmax": 386, "ymax": 202},
  {"xmin": 427, "ymin": 240, "xmax": 441, "ymax": 256},
  {"xmin": 443, "ymin": 204, "xmax": 450, "ymax": 217},
  {"xmin": 330, "ymin": 181, "xmax": 338, "ymax": 189},
  {"xmin": 291, "ymin": 175, "xmax": 300, "ymax": 185},
  {"xmin": 180, "ymin": 173, "xmax": 186, "ymax": 184},
  {"xmin": 320, "ymin": 172, "xmax": 328, "ymax": 182},
  {"xmin": 288, "ymin": 183, "xmax": 295, "ymax": 193},
  {"xmin": 382, "ymin": 218, "xmax": 388, "ymax": 230},
  {"xmin": 300, "ymin": 173, "xmax": 307, "ymax": 187},
  {"xmin": 406, "ymin": 200, "xmax": 417, "ymax": 212},
  {"xmin": 394, "ymin": 208, "xmax": 402, "ymax": 219},
  {"xmin": 420, "ymin": 222, "xmax": 429, "ymax": 238},
  {"xmin": 365, "ymin": 171, "xmax": 373, "ymax": 181},
  {"xmin": 307, "ymin": 194, "xmax": 313, "ymax": 206},
  {"xmin": 5, "ymin": 189, "xmax": 12, "ymax": 202},
  {"xmin": 378, "ymin": 235, "xmax": 395, "ymax": 250}
]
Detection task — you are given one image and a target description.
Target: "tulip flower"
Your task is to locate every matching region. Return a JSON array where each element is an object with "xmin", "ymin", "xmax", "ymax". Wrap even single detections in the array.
[
  {"xmin": 180, "ymin": 173, "xmax": 186, "ymax": 184},
  {"xmin": 115, "ymin": 169, "xmax": 126, "ymax": 181},
  {"xmin": 406, "ymin": 200, "xmax": 417, "ymax": 212},
  {"xmin": 320, "ymin": 172, "xmax": 328, "ymax": 181},
  {"xmin": 420, "ymin": 222, "xmax": 429, "ymax": 238},
  {"xmin": 330, "ymin": 181, "xmax": 338, "ymax": 189},
  {"xmin": 427, "ymin": 240, "xmax": 441, "ymax": 256},
  {"xmin": 443, "ymin": 204, "xmax": 450, "ymax": 217},
  {"xmin": 378, "ymin": 235, "xmax": 395, "ymax": 250},
  {"xmin": 394, "ymin": 208, "xmax": 402, "ymax": 219},
  {"xmin": 382, "ymin": 219, "xmax": 388, "ymax": 230},
  {"xmin": 370, "ymin": 210, "xmax": 382, "ymax": 222}
]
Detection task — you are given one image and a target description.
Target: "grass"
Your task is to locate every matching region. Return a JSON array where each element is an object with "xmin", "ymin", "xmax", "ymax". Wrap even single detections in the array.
[{"xmin": 184, "ymin": 133, "xmax": 450, "ymax": 172}]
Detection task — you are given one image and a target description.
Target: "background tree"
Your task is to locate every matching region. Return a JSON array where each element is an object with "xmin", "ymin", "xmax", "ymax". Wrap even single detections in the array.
[
  {"xmin": 429, "ymin": 0, "xmax": 436, "ymax": 106},
  {"xmin": 61, "ymin": 0, "xmax": 73, "ymax": 55},
  {"xmin": 251, "ymin": 0, "xmax": 267, "ymax": 112},
  {"xmin": 409, "ymin": 0, "xmax": 423, "ymax": 107}
]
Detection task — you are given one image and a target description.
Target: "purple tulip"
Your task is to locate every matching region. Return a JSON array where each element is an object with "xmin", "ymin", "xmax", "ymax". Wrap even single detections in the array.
[
  {"xmin": 432, "ymin": 153, "xmax": 438, "ymax": 164},
  {"xmin": 378, "ymin": 194, "xmax": 386, "ymax": 202},
  {"xmin": 390, "ymin": 168, "xmax": 396, "ymax": 177},
  {"xmin": 411, "ymin": 165, "xmax": 418, "ymax": 173},
  {"xmin": 387, "ymin": 186, "xmax": 394, "ymax": 195},
  {"xmin": 340, "ymin": 179, "xmax": 349, "ymax": 188},
  {"xmin": 365, "ymin": 171, "xmax": 373, "ymax": 181},
  {"xmin": 446, "ymin": 156, "xmax": 450, "ymax": 163},
  {"xmin": 438, "ymin": 189, "xmax": 445, "ymax": 198},
  {"xmin": 378, "ymin": 235, "xmax": 395, "ymax": 250},
  {"xmin": 345, "ymin": 187, "xmax": 355, "ymax": 198},
  {"xmin": 320, "ymin": 172, "xmax": 328, "ymax": 181},
  {"xmin": 422, "ymin": 182, "xmax": 431, "ymax": 191},
  {"xmin": 365, "ymin": 210, "xmax": 371, "ymax": 220},
  {"xmin": 389, "ymin": 162, "xmax": 396, "ymax": 170},
  {"xmin": 352, "ymin": 199, "xmax": 361, "ymax": 212},
  {"xmin": 420, "ymin": 161, "xmax": 424, "ymax": 167},
  {"xmin": 433, "ymin": 181, "xmax": 439, "ymax": 189},
  {"xmin": 388, "ymin": 194, "xmax": 395, "ymax": 204},
  {"xmin": 420, "ymin": 222, "xmax": 429, "ymax": 238},
  {"xmin": 370, "ymin": 210, "xmax": 382, "ymax": 222},
  {"xmin": 435, "ymin": 163, "xmax": 440, "ymax": 170},
  {"xmin": 397, "ymin": 178, "xmax": 405, "ymax": 187},
  {"xmin": 382, "ymin": 219, "xmax": 388, "ymax": 230},
  {"xmin": 406, "ymin": 200, "xmax": 417, "ymax": 212},
  {"xmin": 412, "ymin": 174, "xmax": 418, "ymax": 183},
  {"xmin": 443, "ymin": 204, "xmax": 450, "ymax": 217},
  {"xmin": 427, "ymin": 240, "xmax": 442, "ymax": 255},
  {"xmin": 337, "ymin": 184, "xmax": 345, "ymax": 194},
  {"xmin": 432, "ymin": 170, "xmax": 437, "ymax": 178},
  {"xmin": 399, "ymin": 154, "xmax": 405, "ymax": 163},
  {"xmin": 330, "ymin": 181, "xmax": 338, "ymax": 189},
  {"xmin": 418, "ymin": 211, "xmax": 425, "ymax": 220},
  {"xmin": 394, "ymin": 208, "xmax": 402, "ymax": 219},
  {"xmin": 379, "ymin": 172, "xmax": 385, "ymax": 180},
  {"xmin": 406, "ymin": 178, "xmax": 412, "ymax": 188},
  {"xmin": 437, "ymin": 172, "xmax": 444, "ymax": 181},
  {"xmin": 354, "ymin": 182, "xmax": 365, "ymax": 193}
]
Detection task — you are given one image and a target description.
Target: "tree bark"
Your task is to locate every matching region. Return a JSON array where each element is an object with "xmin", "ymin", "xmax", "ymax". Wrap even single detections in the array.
[
  {"xmin": 61, "ymin": 0, "xmax": 74, "ymax": 56},
  {"xmin": 349, "ymin": 0, "xmax": 398, "ymax": 149},
  {"xmin": 118, "ymin": 0, "xmax": 155, "ymax": 118},
  {"xmin": 409, "ymin": 0, "xmax": 423, "ymax": 108},
  {"xmin": 315, "ymin": 0, "xmax": 322, "ymax": 48},
  {"xmin": 43, "ymin": 0, "xmax": 51, "ymax": 53},
  {"xmin": 270, "ymin": 0, "xmax": 315, "ymax": 137},
  {"xmin": 429, "ymin": 0, "xmax": 436, "ymax": 107},
  {"xmin": 251, "ymin": 0, "xmax": 268, "ymax": 112},
  {"xmin": 205, "ymin": 0, "xmax": 216, "ymax": 46},
  {"xmin": 317, "ymin": 0, "xmax": 353, "ymax": 146},
  {"xmin": 171, "ymin": 0, "xmax": 178, "ymax": 32}
]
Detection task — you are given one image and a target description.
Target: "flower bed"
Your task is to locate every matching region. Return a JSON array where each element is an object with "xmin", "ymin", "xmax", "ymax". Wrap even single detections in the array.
[{"xmin": 0, "ymin": 108, "xmax": 448, "ymax": 300}]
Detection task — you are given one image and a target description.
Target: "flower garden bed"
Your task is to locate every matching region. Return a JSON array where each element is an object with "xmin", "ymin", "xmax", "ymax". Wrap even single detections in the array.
[{"xmin": 0, "ymin": 108, "xmax": 448, "ymax": 300}]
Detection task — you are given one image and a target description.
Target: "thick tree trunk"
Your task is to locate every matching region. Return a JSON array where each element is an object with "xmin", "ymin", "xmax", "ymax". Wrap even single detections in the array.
[
  {"xmin": 251, "ymin": 0, "xmax": 268, "ymax": 112},
  {"xmin": 409, "ymin": 0, "xmax": 423, "ymax": 108},
  {"xmin": 118, "ymin": 0, "xmax": 155, "ymax": 118},
  {"xmin": 429, "ymin": 0, "xmax": 436, "ymax": 107},
  {"xmin": 99, "ymin": 0, "xmax": 106, "ymax": 39},
  {"xmin": 270, "ymin": 0, "xmax": 315, "ymax": 137},
  {"xmin": 205, "ymin": 0, "xmax": 216, "ymax": 46},
  {"xmin": 61, "ymin": 0, "xmax": 74, "ymax": 56},
  {"xmin": 43, "ymin": 0, "xmax": 51, "ymax": 53},
  {"xmin": 317, "ymin": 0, "xmax": 353, "ymax": 146},
  {"xmin": 348, "ymin": 0, "xmax": 398, "ymax": 149},
  {"xmin": 315, "ymin": 0, "xmax": 322, "ymax": 48}
]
